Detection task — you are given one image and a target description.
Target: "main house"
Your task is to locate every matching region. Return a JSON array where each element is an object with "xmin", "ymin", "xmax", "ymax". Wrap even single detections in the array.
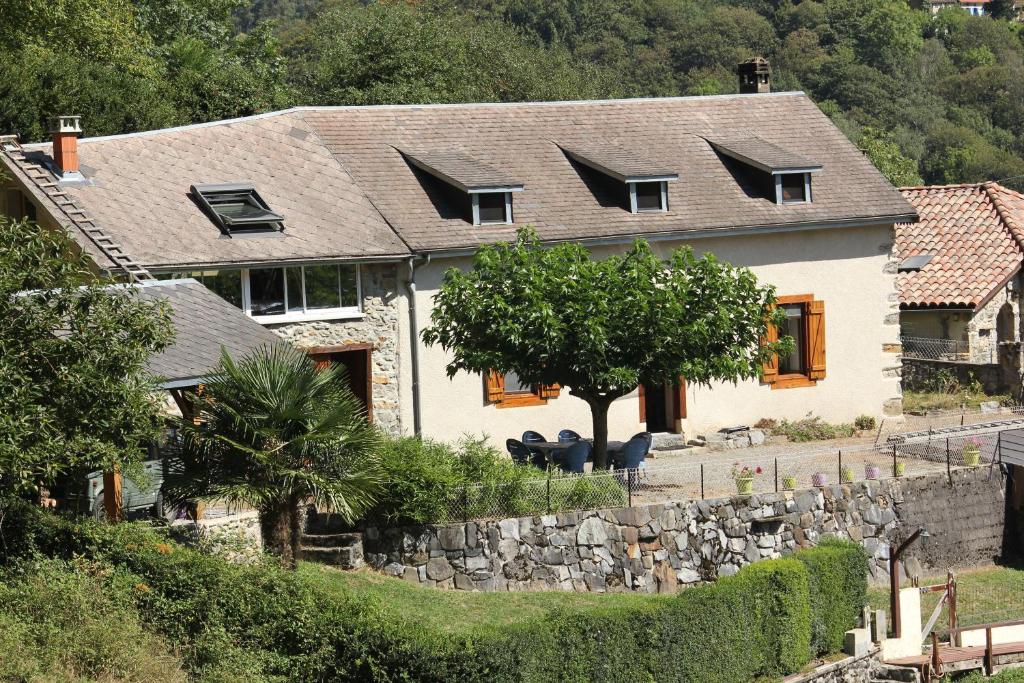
[{"xmin": 0, "ymin": 71, "xmax": 916, "ymax": 444}]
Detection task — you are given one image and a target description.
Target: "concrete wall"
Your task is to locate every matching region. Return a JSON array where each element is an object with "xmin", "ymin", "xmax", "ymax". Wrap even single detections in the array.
[
  {"xmin": 410, "ymin": 224, "xmax": 901, "ymax": 444},
  {"xmin": 362, "ymin": 467, "xmax": 1006, "ymax": 593}
]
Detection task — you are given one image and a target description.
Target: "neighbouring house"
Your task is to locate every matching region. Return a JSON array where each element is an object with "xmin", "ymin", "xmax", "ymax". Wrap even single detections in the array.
[
  {"xmin": 928, "ymin": 0, "xmax": 990, "ymax": 16},
  {"xmin": 0, "ymin": 62, "xmax": 917, "ymax": 444},
  {"xmin": 896, "ymin": 182, "xmax": 1024, "ymax": 396}
]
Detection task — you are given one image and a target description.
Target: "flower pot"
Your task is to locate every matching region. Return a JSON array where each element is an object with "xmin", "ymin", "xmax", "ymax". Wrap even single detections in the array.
[
  {"xmin": 865, "ymin": 465, "xmax": 881, "ymax": 480},
  {"xmin": 895, "ymin": 462, "xmax": 906, "ymax": 477},
  {"xmin": 736, "ymin": 477, "xmax": 754, "ymax": 495},
  {"xmin": 781, "ymin": 475, "xmax": 797, "ymax": 491},
  {"xmin": 963, "ymin": 448, "xmax": 981, "ymax": 467},
  {"xmin": 841, "ymin": 467, "xmax": 855, "ymax": 484},
  {"xmin": 811, "ymin": 472, "xmax": 828, "ymax": 487}
]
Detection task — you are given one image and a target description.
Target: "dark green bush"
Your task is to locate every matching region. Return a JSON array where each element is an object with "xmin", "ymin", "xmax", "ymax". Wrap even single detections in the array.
[
  {"xmin": 795, "ymin": 537, "xmax": 871, "ymax": 655},
  {"xmin": 0, "ymin": 499, "xmax": 869, "ymax": 682}
]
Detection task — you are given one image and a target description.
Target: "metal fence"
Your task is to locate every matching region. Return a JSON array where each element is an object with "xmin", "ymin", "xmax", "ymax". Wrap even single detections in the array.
[
  {"xmin": 901, "ymin": 335, "xmax": 972, "ymax": 362},
  {"xmin": 422, "ymin": 420, "xmax": 1021, "ymax": 524}
]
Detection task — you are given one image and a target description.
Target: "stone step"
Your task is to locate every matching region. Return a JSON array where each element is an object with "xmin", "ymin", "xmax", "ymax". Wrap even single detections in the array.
[
  {"xmin": 305, "ymin": 511, "xmax": 351, "ymax": 534},
  {"xmin": 650, "ymin": 432, "xmax": 689, "ymax": 451},
  {"xmin": 300, "ymin": 544, "xmax": 364, "ymax": 569},
  {"xmin": 871, "ymin": 664, "xmax": 921, "ymax": 683},
  {"xmin": 302, "ymin": 532, "xmax": 362, "ymax": 548}
]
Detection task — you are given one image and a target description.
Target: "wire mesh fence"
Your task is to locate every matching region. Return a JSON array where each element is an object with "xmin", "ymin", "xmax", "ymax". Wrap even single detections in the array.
[
  {"xmin": 900, "ymin": 335, "xmax": 972, "ymax": 361},
  {"xmin": 418, "ymin": 421, "xmax": 1020, "ymax": 523},
  {"xmin": 954, "ymin": 570, "xmax": 1024, "ymax": 630}
]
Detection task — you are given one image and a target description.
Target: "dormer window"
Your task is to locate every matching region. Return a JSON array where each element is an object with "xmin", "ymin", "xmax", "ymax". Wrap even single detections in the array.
[
  {"xmin": 630, "ymin": 181, "xmax": 668, "ymax": 213},
  {"xmin": 191, "ymin": 183, "xmax": 283, "ymax": 237},
  {"xmin": 400, "ymin": 149, "xmax": 523, "ymax": 227},
  {"xmin": 561, "ymin": 142, "xmax": 677, "ymax": 214},
  {"xmin": 473, "ymin": 191, "xmax": 512, "ymax": 225},
  {"xmin": 709, "ymin": 138, "xmax": 821, "ymax": 206}
]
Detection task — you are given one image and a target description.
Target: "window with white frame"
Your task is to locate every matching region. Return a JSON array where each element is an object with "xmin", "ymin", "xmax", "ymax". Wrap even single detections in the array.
[
  {"xmin": 159, "ymin": 264, "xmax": 360, "ymax": 322},
  {"xmin": 629, "ymin": 181, "xmax": 668, "ymax": 213},
  {"xmin": 472, "ymin": 191, "xmax": 513, "ymax": 225}
]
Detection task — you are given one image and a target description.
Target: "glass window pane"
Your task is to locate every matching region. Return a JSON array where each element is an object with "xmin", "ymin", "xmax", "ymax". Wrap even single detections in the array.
[
  {"xmin": 340, "ymin": 266, "xmax": 358, "ymax": 308},
  {"xmin": 778, "ymin": 304, "xmax": 805, "ymax": 375},
  {"xmin": 205, "ymin": 270, "xmax": 243, "ymax": 309},
  {"xmin": 477, "ymin": 193, "xmax": 507, "ymax": 224},
  {"xmin": 504, "ymin": 371, "xmax": 532, "ymax": 394},
  {"xmin": 304, "ymin": 265, "xmax": 342, "ymax": 310},
  {"xmin": 249, "ymin": 268, "xmax": 285, "ymax": 316},
  {"xmin": 781, "ymin": 174, "xmax": 806, "ymax": 202},
  {"xmin": 635, "ymin": 182, "xmax": 663, "ymax": 211},
  {"xmin": 286, "ymin": 267, "xmax": 303, "ymax": 312}
]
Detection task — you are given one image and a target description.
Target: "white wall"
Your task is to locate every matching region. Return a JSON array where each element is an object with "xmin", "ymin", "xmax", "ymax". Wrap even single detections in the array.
[{"xmin": 408, "ymin": 224, "xmax": 900, "ymax": 445}]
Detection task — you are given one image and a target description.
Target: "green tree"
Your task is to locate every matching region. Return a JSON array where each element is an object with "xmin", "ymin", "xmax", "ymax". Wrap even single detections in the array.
[
  {"xmin": 166, "ymin": 345, "xmax": 382, "ymax": 568},
  {"xmin": 857, "ymin": 127, "xmax": 923, "ymax": 187},
  {"xmin": 0, "ymin": 216, "xmax": 173, "ymax": 494},
  {"xmin": 422, "ymin": 229, "xmax": 786, "ymax": 469}
]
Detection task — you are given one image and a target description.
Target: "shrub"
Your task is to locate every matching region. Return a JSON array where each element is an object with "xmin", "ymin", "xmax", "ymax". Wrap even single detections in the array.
[
  {"xmin": 777, "ymin": 414, "xmax": 856, "ymax": 442},
  {"xmin": 794, "ymin": 538, "xmax": 870, "ymax": 655},
  {"xmin": 854, "ymin": 414, "xmax": 877, "ymax": 431}
]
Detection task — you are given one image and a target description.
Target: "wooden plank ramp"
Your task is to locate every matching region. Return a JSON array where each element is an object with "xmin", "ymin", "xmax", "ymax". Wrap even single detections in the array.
[{"xmin": 886, "ymin": 640, "xmax": 1024, "ymax": 677}]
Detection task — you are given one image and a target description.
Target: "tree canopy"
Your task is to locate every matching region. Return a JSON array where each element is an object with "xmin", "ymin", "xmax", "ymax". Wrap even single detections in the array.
[
  {"xmin": 0, "ymin": 215, "xmax": 173, "ymax": 494},
  {"xmin": 422, "ymin": 229, "xmax": 786, "ymax": 468}
]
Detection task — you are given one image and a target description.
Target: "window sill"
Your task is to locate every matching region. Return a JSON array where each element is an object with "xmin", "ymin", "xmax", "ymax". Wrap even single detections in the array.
[
  {"xmin": 495, "ymin": 392, "xmax": 548, "ymax": 409},
  {"xmin": 771, "ymin": 374, "xmax": 817, "ymax": 390},
  {"xmin": 251, "ymin": 309, "xmax": 363, "ymax": 325}
]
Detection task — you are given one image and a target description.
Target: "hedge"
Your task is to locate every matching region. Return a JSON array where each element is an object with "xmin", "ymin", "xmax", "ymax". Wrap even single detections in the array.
[{"xmin": 0, "ymin": 499, "xmax": 869, "ymax": 682}]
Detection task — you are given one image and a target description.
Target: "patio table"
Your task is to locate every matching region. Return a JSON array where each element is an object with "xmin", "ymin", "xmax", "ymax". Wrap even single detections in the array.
[{"xmin": 530, "ymin": 439, "xmax": 625, "ymax": 465}]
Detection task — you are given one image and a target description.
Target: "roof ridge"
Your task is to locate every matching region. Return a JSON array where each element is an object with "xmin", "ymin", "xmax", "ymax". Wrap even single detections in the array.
[
  {"xmin": 899, "ymin": 182, "xmax": 987, "ymax": 191},
  {"xmin": 984, "ymin": 182, "xmax": 1024, "ymax": 251},
  {"xmin": 15, "ymin": 92, "xmax": 809, "ymax": 148},
  {"xmin": 0, "ymin": 139, "xmax": 154, "ymax": 282}
]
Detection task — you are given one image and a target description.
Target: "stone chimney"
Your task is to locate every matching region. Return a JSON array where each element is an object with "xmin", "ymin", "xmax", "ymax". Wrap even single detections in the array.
[
  {"xmin": 51, "ymin": 115, "xmax": 83, "ymax": 180},
  {"xmin": 738, "ymin": 57, "xmax": 771, "ymax": 94}
]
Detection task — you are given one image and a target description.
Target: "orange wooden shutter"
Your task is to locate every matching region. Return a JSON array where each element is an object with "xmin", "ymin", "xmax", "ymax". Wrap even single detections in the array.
[
  {"xmin": 672, "ymin": 377, "xmax": 687, "ymax": 420},
  {"xmin": 761, "ymin": 309, "xmax": 779, "ymax": 384},
  {"xmin": 540, "ymin": 383, "xmax": 561, "ymax": 399},
  {"xmin": 638, "ymin": 384, "xmax": 646, "ymax": 421},
  {"xmin": 808, "ymin": 300, "xmax": 826, "ymax": 380},
  {"xmin": 484, "ymin": 370, "xmax": 505, "ymax": 403}
]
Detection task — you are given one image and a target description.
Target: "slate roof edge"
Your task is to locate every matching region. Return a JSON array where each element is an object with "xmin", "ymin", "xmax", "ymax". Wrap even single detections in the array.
[
  {"xmin": 144, "ymin": 253, "xmax": 412, "ymax": 272},
  {"xmin": 16, "ymin": 92, "xmax": 810, "ymax": 148}
]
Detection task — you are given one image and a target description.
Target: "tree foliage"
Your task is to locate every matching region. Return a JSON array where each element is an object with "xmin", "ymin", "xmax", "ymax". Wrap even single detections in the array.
[
  {"xmin": 0, "ymin": 215, "xmax": 173, "ymax": 493},
  {"xmin": 422, "ymin": 229, "xmax": 786, "ymax": 468},
  {"xmin": 165, "ymin": 345, "xmax": 382, "ymax": 568}
]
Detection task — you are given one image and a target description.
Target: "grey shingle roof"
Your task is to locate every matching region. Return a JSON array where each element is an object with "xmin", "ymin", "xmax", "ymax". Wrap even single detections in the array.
[
  {"xmin": 400, "ymin": 149, "xmax": 523, "ymax": 191},
  {"xmin": 136, "ymin": 279, "xmax": 282, "ymax": 386},
  {"xmin": 4, "ymin": 93, "xmax": 916, "ymax": 266},
  {"xmin": 708, "ymin": 136, "xmax": 822, "ymax": 173},
  {"xmin": 560, "ymin": 140, "xmax": 679, "ymax": 182}
]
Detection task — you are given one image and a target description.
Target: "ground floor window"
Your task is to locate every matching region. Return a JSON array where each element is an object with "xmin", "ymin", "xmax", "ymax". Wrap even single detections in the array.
[
  {"xmin": 762, "ymin": 294, "xmax": 826, "ymax": 389},
  {"xmin": 158, "ymin": 265, "xmax": 360, "ymax": 322}
]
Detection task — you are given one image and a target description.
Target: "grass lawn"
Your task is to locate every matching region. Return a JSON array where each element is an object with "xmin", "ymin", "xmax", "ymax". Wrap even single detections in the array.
[
  {"xmin": 867, "ymin": 564, "xmax": 1024, "ymax": 634},
  {"xmin": 902, "ymin": 390, "xmax": 1011, "ymax": 413},
  {"xmin": 298, "ymin": 563, "xmax": 668, "ymax": 636}
]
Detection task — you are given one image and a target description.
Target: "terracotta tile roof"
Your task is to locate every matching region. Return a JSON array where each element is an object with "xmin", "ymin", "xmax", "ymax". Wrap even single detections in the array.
[
  {"xmin": 896, "ymin": 183, "xmax": 1024, "ymax": 309},
  {"xmin": 2, "ymin": 93, "xmax": 916, "ymax": 269}
]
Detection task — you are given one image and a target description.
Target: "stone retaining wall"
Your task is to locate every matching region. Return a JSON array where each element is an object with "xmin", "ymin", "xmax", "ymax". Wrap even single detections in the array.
[
  {"xmin": 170, "ymin": 510, "xmax": 263, "ymax": 564},
  {"xmin": 363, "ymin": 467, "xmax": 1007, "ymax": 592}
]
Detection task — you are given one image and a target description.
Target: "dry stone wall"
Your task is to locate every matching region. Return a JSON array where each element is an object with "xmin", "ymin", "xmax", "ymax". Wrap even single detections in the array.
[{"xmin": 363, "ymin": 467, "xmax": 1007, "ymax": 592}]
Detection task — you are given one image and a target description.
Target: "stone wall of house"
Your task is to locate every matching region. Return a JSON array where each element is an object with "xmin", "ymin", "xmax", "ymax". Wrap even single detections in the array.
[
  {"xmin": 362, "ymin": 467, "xmax": 1006, "ymax": 592},
  {"xmin": 269, "ymin": 264, "xmax": 403, "ymax": 434},
  {"xmin": 882, "ymin": 236, "xmax": 904, "ymax": 417},
  {"xmin": 967, "ymin": 287, "xmax": 1018, "ymax": 365}
]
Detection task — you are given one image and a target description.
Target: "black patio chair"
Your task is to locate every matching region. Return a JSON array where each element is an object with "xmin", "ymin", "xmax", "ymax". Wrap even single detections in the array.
[
  {"xmin": 557, "ymin": 429, "xmax": 583, "ymax": 443},
  {"xmin": 630, "ymin": 431, "xmax": 653, "ymax": 453},
  {"xmin": 521, "ymin": 430, "xmax": 547, "ymax": 444},
  {"xmin": 506, "ymin": 438, "xmax": 533, "ymax": 465},
  {"xmin": 614, "ymin": 436, "xmax": 649, "ymax": 471},
  {"xmin": 558, "ymin": 440, "xmax": 592, "ymax": 474}
]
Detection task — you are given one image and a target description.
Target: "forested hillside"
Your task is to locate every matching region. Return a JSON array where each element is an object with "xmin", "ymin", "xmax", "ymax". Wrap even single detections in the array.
[{"xmin": 3, "ymin": 0, "xmax": 1024, "ymax": 188}]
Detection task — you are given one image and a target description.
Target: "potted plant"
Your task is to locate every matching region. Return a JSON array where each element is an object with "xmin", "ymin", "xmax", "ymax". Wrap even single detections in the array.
[
  {"xmin": 781, "ymin": 473, "xmax": 797, "ymax": 491},
  {"xmin": 894, "ymin": 462, "xmax": 906, "ymax": 477},
  {"xmin": 811, "ymin": 472, "xmax": 828, "ymax": 487},
  {"xmin": 865, "ymin": 464, "xmax": 881, "ymax": 480},
  {"xmin": 841, "ymin": 466, "xmax": 855, "ymax": 484},
  {"xmin": 731, "ymin": 463, "xmax": 762, "ymax": 495},
  {"xmin": 963, "ymin": 438, "xmax": 981, "ymax": 467}
]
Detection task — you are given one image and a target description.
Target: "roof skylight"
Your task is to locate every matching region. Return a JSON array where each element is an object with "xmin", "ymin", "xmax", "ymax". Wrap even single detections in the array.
[{"xmin": 191, "ymin": 183, "xmax": 284, "ymax": 236}]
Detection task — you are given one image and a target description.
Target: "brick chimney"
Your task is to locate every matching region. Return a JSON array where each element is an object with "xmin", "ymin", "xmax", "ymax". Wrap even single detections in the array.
[
  {"xmin": 51, "ymin": 115, "xmax": 83, "ymax": 180},
  {"xmin": 738, "ymin": 57, "xmax": 771, "ymax": 94}
]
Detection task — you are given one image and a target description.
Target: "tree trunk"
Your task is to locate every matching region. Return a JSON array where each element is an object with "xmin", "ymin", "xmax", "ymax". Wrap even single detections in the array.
[
  {"xmin": 590, "ymin": 398, "xmax": 613, "ymax": 471},
  {"xmin": 261, "ymin": 499, "xmax": 295, "ymax": 568},
  {"xmin": 288, "ymin": 493, "xmax": 303, "ymax": 568}
]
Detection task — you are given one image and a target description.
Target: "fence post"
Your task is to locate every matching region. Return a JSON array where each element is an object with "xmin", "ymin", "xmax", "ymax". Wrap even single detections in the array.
[
  {"xmin": 546, "ymin": 470, "xmax": 551, "ymax": 514},
  {"xmin": 774, "ymin": 457, "xmax": 778, "ymax": 493},
  {"xmin": 838, "ymin": 450, "xmax": 843, "ymax": 484},
  {"xmin": 700, "ymin": 463, "xmax": 705, "ymax": 500},
  {"xmin": 946, "ymin": 437, "xmax": 952, "ymax": 485},
  {"xmin": 462, "ymin": 483, "xmax": 469, "ymax": 523},
  {"xmin": 892, "ymin": 443, "xmax": 898, "ymax": 478},
  {"xmin": 627, "ymin": 469, "xmax": 634, "ymax": 508}
]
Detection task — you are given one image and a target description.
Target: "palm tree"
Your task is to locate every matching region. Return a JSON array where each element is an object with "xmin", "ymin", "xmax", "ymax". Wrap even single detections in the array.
[{"xmin": 166, "ymin": 345, "xmax": 382, "ymax": 568}]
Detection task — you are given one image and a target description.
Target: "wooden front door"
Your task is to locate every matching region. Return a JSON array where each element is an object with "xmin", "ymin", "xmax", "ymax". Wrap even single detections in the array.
[
  {"xmin": 307, "ymin": 344, "xmax": 373, "ymax": 422},
  {"xmin": 639, "ymin": 377, "xmax": 686, "ymax": 433}
]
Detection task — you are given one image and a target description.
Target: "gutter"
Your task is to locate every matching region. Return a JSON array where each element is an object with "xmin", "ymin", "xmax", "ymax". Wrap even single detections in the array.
[{"xmin": 404, "ymin": 253, "xmax": 432, "ymax": 436}]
